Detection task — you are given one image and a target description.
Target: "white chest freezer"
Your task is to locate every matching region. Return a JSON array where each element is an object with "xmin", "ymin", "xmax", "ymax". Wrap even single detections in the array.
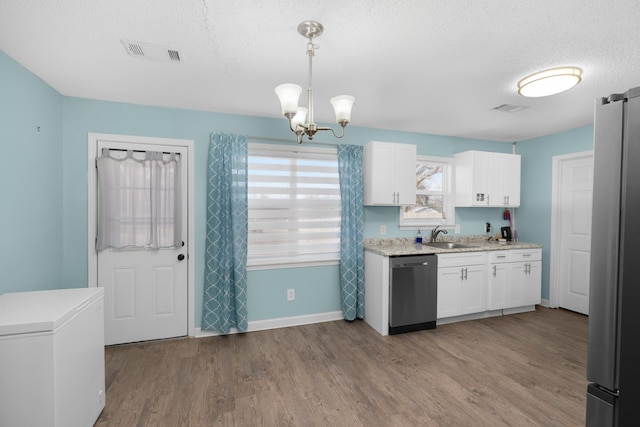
[{"xmin": 0, "ymin": 287, "xmax": 105, "ymax": 427}]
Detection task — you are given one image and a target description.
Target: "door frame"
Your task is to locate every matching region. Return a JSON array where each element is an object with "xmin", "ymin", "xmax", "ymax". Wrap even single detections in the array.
[
  {"xmin": 87, "ymin": 133, "xmax": 196, "ymax": 337},
  {"xmin": 548, "ymin": 150, "xmax": 593, "ymax": 308}
]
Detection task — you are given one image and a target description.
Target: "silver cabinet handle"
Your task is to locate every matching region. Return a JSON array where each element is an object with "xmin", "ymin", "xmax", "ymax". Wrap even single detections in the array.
[
  {"xmin": 464, "ymin": 267, "xmax": 468, "ymax": 280},
  {"xmin": 460, "ymin": 268, "xmax": 465, "ymax": 280},
  {"xmin": 493, "ymin": 265, "xmax": 497, "ymax": 277}
]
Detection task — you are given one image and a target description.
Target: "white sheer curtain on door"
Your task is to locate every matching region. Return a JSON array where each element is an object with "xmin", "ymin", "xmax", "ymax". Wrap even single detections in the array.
[{"xmin": 96, "ymin": 148, "xmax": 182, "ymax": 251}]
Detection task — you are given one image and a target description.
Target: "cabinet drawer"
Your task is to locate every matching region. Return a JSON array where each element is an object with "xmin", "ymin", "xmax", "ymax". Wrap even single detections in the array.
[
  {"xmin": 488, "ymin": 251, "xmax": 512, "ymax": 263},
  {"xmin": 511, "ymin": 249, "xmax": 542, "ymax": 261},
  {"xmin": 437, "ymin": 252, "xmax": 486, "ymax": 267}
]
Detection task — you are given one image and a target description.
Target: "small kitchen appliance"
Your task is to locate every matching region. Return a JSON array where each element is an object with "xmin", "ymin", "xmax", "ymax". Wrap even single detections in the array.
[{"xmin": 500, "ymin": 226, "xmax": 512, "ymax": 241}]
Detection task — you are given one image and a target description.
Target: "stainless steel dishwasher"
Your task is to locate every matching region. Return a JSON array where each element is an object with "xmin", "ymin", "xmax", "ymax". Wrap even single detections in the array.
[{"xmin": 389, "ymin": 254, "xmax": 437, "ymax": 335}]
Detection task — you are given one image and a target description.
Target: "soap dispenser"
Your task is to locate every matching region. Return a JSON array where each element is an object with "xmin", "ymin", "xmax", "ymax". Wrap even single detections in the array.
[{"xmin": 416, "ymin": 228, "xmax": 423, "ymax": 244}]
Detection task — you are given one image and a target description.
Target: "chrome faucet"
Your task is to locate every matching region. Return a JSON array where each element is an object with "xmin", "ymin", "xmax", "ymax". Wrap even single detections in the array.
[{"xmin": 430, "ymin": 225, "xmax": 448, "ymax": 243}]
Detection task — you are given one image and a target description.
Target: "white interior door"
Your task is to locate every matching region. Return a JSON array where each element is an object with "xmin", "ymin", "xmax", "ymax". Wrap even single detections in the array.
[
  {"xmin": 557, "ymin": 154, "xmax": 593, "ymax": 314},
  {"xmin": 96, "ymin": 140, "xmax": 188, "ymax": 345}
]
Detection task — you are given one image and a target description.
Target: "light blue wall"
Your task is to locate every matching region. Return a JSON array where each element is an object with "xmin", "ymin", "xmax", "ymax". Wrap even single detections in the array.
[
  {"xmin": 0, "ymin": 50, "xmax": 63, "ymax": 293},
  {"xmin": 516, "ymin": 125, "xmax": 594, "ymax": 299},
  {"xmin": 1, "ymin": 48, "xmax": 595, "ymax": 326},
  {"xmin": 60, "ymin": 97, "xmax": 514, "ymax": 324}
]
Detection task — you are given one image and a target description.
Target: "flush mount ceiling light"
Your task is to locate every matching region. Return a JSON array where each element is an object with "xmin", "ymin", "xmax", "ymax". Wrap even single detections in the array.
[
  {"xmin": 275, "ymin": 21, "xmax": 355, "ymax": 144},
  {"xmin": 517, "ymin": 67, "xmax": 583, "ymax": 97}
]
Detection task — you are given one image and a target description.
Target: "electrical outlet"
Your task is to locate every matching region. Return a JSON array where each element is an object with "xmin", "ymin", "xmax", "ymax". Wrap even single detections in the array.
[
  {"xmin": 380, "ymin": 225, "xmax": 387, "ymax": 235},
  {"xmin": 287, "ymin": 289, "xmax": 295, "ymax": 301},
  {"xmin": 485, "ymin": 222, "xmax": 491, "ymax": 233}
]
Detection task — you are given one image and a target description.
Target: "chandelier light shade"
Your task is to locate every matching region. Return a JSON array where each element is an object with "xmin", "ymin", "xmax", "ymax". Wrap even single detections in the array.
[
  {"xmin": 330, "ymin": 95, "xmax": 356, "ymax": 124},
  {"xmin": 275, "ymin": 21, "xmax": 355, "ymax": 144},
  {"xmin": 290, "ymin": 107, "xmax": 308, "ymax": 130},
  {"xmin": 274, "ymin": 84, "xmax": 302, "ymax": 115},
  {"xmin": 517, "ymin": 67, "xmax": 583, "ymax": 97}
]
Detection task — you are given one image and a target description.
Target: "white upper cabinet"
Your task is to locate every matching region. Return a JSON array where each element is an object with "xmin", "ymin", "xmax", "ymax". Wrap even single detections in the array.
[
  {"xmin": 363, "ymin": 141, "xmax": 417, "ymax": 206},
  {"xmin": 454, "ymin": 150, "xmax": 521, "ymax": 207}
]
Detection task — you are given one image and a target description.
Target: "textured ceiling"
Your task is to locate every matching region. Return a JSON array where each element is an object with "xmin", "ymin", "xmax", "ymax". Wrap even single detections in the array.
[{"xmin": 1, "ymin": 0, "xmax": 639, "ymax": 142}]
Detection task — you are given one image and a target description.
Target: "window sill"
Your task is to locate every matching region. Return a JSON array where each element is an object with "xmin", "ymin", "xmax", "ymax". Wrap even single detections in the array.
[
  {"xmin": 247, "ymin": 259, "xmax": 339, "ymax": 271},
  {"xmin": 398, "ymin": 223, "xmax": 458, "ymax": 232}
]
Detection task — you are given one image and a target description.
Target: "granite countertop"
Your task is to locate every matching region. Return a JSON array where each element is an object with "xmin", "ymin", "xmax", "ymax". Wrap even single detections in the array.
[{"xmin": 364, "ymin": 236, "xmax": 542, "ymax": 257}]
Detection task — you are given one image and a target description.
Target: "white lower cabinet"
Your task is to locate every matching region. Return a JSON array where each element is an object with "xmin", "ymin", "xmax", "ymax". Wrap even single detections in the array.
[
  {"xmin": 437, "ymin": 248, "xmax": 542, "ymax": 322},
  {"xmin": 488, "ymin": 249, "xmax": 542, "ymax": 310},
  {"xmin": 364, "ymin": 246, "xmax": 543, "ymax": 333},
  {"xmin": 437, "ymin": 252, "xmax": 487, "ymax": 319}
]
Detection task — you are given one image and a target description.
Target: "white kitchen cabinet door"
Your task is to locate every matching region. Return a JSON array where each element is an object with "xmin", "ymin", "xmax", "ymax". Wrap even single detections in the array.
[
  {"xmin": 454, "ymin": 150, "xmax": 490, "ymax": 206},
  {"xmin": 459, "ymin": 264, "xmax": 487, "ymax": 315},
  {"xmin": 506, "ymin": 263, "xmax": 526, "ymax": 308},
  {"xmin": 506, "ymin": 261, "xmax": 542, "ymax": 308},
  {"xmin": 437, "ymin": 266, "xmax": 463, "ymax": 318},
  {"xmin": 523, "ymin": 261, "xmax": 542, "ymax": 305},
  {"xmin": 488, "ymin": 262, "xmax": 509, "ymax": 310},
  {"xmin": 363, "ymin": 141, "xmax": 417, "ymax": 206},
  {"xmin": 501, "ymin": 154, "xmax": 521, "ymax": 207}
]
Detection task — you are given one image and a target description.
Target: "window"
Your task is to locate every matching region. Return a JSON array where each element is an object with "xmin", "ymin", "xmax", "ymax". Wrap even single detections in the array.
[
  {"xmin": 96, "ymin": 149, "xmax": 182, "ymax": 250},
  {"xmin": 399, "ymin": 155, "xmax": 455, "ymax": 228},
  {"xmin": 247, "ymin": 143, "xmax": 341, "ymax": 268}
]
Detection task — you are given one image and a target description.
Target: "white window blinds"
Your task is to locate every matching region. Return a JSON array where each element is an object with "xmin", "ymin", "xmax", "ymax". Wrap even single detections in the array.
[{"xmin": 247, "ymin": 143, "xmax": 341, "ymax": 267}]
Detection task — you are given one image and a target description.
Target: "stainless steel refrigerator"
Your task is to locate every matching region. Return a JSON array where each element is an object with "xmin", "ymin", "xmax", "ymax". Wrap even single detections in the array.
[{"xmin": 587, "ymin": 86, "xmax": 640, "ymax": 426}]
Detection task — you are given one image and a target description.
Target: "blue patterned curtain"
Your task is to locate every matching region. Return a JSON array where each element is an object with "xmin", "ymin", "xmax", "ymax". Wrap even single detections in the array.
[
  {"xmin": 337, "ymin": 145, "xmax": 365, "ymax": 320},
  {"xmin": 202, "ymin": 133, "xmax": 248, "ymax": 333}
]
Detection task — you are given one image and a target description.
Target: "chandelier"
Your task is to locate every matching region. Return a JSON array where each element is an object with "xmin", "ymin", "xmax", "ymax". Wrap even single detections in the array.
[{"xmin": 275, "ymin": 21, "xmax": 355, "ymax": 144}]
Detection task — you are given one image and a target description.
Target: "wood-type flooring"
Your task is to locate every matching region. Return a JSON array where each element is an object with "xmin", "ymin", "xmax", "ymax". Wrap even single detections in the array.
[{"xmin": 96, "ymin": 307, "xmax": 588, "ymax": 426}]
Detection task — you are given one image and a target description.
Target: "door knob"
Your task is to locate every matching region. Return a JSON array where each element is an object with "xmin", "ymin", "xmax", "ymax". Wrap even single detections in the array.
[{"xmin": 177, "ymin": 254, "xmax": 185, "ymax": 261}]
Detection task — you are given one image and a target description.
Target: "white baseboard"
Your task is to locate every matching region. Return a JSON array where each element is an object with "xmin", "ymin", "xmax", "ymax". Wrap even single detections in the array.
[
  {"xmin": 502, "ymin": 305, "xmax": 536, "ymax": 315},
  {"xmin": 437, "ymin": 305, "xmax": 537, "ymax": 326},
  {"xmin": 195, "ymin": 310, "xmax": 344, "ymax": 337},
  {"xmin": 540, "ymin": 299, "xmax": 551, "ymax": 308},
  {"xmin": 437, "ymin": 310, "xmax": 503, "ymax": 326}
]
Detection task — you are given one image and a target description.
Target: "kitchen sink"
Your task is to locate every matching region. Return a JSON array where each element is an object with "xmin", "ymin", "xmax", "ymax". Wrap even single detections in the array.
[{"xmin": 424, "ymin": 242, "xmax": 475, "ymax": 249}]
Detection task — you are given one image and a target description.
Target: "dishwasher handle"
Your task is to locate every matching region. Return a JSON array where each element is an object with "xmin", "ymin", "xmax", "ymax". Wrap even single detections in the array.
[{"xmin": 392, "ymin": 261, "xmax": 431, "ymax": 268}]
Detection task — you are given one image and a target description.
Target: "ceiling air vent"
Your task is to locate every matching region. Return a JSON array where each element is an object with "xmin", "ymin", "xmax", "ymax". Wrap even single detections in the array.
[
  {"xmin": 168, "ymin": 50, "xmax": 181, "ymax": 62},
  {"xmin": 121, "ymin": 39, "xmax": 184, "ymax": 63},
  {"xmin": 492, "ymin": 103, "xmax": 528, "ymax": 113}
]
